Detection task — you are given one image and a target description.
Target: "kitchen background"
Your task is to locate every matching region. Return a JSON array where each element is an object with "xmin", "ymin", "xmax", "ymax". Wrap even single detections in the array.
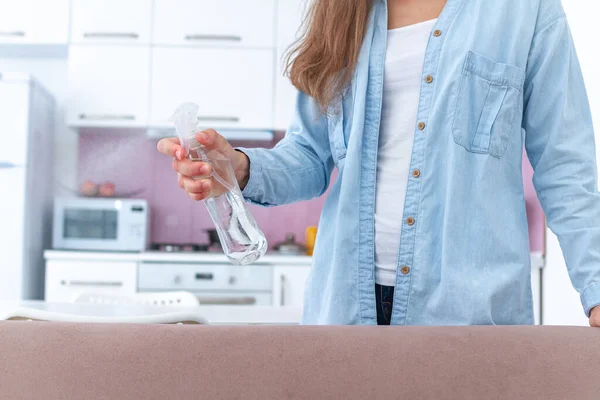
[
  {"xmin": 78, "ymin": 131, "xmax": 331, "ymax": 247},
  {"xmin": 0, "ymin": 0, "xmax": 597, "ymax": 324}
]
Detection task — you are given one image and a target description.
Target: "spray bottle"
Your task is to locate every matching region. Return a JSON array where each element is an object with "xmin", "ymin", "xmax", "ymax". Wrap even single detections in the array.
[{"xmin": 170, "ymin": 102, "xmax": 267, "ymax": 265}]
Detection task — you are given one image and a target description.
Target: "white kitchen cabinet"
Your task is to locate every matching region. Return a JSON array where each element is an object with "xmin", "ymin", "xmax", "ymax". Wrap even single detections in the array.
[
  {"xmin": 150, "ymin": 47, "xmax": 274, "ymax": 130},
  {"xmin": 153, "ymin": 0, "xmax": 276, "ymax": 48},
  {"xmin": 68, "ymin": 45, "xmax": 150, "ymax": 128},
  {"xmin": 530, "ymin": 254, "xmax": 543, "ymax": 325},
  {"xmin": 138, "ymin": 262, "xmax": 273, "ymax": 306},
  {"xmin": 45, "ymin": 260, "xmax": 138, "ymax": 303},
  {"xmin": 0, "ymin": 79, "xmax": 29, "ymax": 165},
  {"xmin": 272, "ymin": 266, "xmax": 310, "ymax": 307},
  {"xmin": 70, "ymin": 0, "xmax": 153, "ymax": 45},
  {"xmin": 0, "ymin": 0, "xmax": 69, "ymax": 45},
  {"xmin": 543, "ymin": 229, "xmax": 589, "ymax": 326},
  {"xmin": 274, "ymin": 0, "xmax": 308, "ymax": 130},
  {"xmin": 539, "ymin": 2, "xmax": 598, "ymax": 327},
  {"xmin": 0, "ymin": 168, "xmax": 26, "ymax": 301}
]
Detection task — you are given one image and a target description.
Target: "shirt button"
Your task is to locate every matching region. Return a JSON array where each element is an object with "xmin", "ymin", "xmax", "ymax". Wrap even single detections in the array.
[
  {"xmin": 412, "ymin": 169, "xmax": 421, "ymax": 178},
  {"xmin": 406, "ymin": 217, "xmax": 415, "ymax": 226},
  {"xmin": 417, "ymin": 121, "xmax": 426, "ymax": 130},
  {"xmin": 425, "ymin": 75, "xmax": 434, "ymax": 83},
  {"xmin": 433, "ymin": 30, "xmax": 442, "ymax": 37},
  {"xmin": 400, "ymin": 266, "xmax": 411, "ymax": 275}
]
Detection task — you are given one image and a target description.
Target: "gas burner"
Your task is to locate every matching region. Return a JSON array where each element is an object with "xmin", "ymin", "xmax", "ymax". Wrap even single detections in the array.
[{"xmin": 150, "ymin": 243, "xmax": 209, "ymax": 253}]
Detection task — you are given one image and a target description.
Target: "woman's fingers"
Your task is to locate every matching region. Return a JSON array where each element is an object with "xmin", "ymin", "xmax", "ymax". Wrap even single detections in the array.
[
  {"xmin": 172, "ymin": 158, "xmax": 212, "ymax": 178},
  {"xmin": 179, "ymin": 176, "xmax": 212, "ymax": 197},
  {"xmin": 158, "ymin": 131, "xmax": 230, "ymax": 201},
  {"xmin": 157, "ymin": 137, "xmax": 184, "ymax": 160},
  {"xmin": 196, "ymin": 129, "xmax": 233, "ymax": 155}
]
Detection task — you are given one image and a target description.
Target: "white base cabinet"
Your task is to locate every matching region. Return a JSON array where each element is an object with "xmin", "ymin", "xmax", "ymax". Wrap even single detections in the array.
[
  {"xmin": 44, "ymin": 251, "xmax": 545, "ymax": 323},
  {"xmin": 272, "ymin": 266, "xmax": 310, "ymax": 307},
  {"xmin": 44, "ymin": 252, "xmax": 312, "ymax": 308},
  {"xmin": 45, "ymin": 260, "xmax": 138, "ymax": 303},
  {"xmin": 542, "ymin": 229, "xmax": 589, "ymax": 326}
]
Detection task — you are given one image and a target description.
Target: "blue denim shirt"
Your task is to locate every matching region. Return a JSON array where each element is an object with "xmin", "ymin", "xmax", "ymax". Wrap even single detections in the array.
[{"xmin": 240, "ymin": 0, "xmax": 600, "ymax": 325}]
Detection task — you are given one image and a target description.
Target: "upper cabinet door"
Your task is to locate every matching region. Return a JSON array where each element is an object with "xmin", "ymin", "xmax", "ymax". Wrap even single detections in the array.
[
  {"xmin": 71, "ymin": 0, "xmax": 153, "ymax": 45},
  {"xmin": 150, "ymin": 48, "xmax": 274, "ymax": 130},
  {"xmin": 68, "ymin": 46, "xmax": 150, "ymax": 128},
  {"xmin": 0, "ymin": 0, "xmax": 30, "ymax": 44},
  {"xmin": 274, "ymin": 0, "xmax": 308, "ymax": 130},
  {"xmin": 153, "ymin": 0, "xmax": 276, "ymax": 48},
  {"xmin": 0, "ymin": 0, "xmax": 69, "ymax": 45},
  {"xmin": 277, "ymin": 0, "xmax": 308, "ymax": 50}
]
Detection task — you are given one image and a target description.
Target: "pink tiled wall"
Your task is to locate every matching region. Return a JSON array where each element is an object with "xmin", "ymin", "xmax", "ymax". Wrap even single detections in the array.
[
  {"xmin": 78, "ymin": 132, "xmax": 327, "ymax": 248},
  {"xmin": 78, "ymin": 133, "xmax": 544, "ymax": 252}
]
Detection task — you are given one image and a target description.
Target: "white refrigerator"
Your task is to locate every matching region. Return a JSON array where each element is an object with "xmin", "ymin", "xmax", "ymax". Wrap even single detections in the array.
[{"xmin": 0, "ymin": 73, "xmax": 55, "ymax": 301}]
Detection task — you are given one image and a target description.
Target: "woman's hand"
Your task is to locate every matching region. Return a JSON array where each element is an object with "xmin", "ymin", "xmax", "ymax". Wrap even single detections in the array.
[
  {"xmin": 590, "ymin": 307, "xmax": 600, "ymax": 327},
  {"xmin": 156, "ymin": 129, "xmax": 250, "ymax": 201}
]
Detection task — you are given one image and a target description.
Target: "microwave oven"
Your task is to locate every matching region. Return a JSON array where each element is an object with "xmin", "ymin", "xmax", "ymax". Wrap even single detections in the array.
[{"xmin": 52, "ymin": 198, "xmax": 150, "ymax": 252}]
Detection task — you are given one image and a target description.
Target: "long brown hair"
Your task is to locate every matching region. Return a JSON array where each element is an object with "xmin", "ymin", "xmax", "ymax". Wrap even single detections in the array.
[{"xmin": 285, "ymin": 0, "xmax": 374, "ymax": 112}]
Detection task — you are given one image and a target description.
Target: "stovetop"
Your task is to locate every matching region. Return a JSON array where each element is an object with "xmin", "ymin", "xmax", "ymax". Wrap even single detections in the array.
[{"xmin": 150, "ymin": 243, "xmax": 213, "ymax": 253}]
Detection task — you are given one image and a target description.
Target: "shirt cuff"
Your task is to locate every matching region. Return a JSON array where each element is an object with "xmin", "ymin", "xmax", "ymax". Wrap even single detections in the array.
[
  {"xmin": 580, "ymin": 282, "xmax": 600, "ymax": 317},
  {"xmin": 235, "ymin": 147, "xmax": 266, "ymax": 205}
]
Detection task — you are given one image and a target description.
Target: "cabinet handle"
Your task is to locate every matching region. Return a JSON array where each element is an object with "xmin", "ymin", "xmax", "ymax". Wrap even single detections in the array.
[
  {"xmin": 0, "ymin": 162, "xmax": 19, "ymax": 169},
  {"xmin": 83, "ymin": 32, "xmax": 139, "ymax": 39},
  {"xmin": 196, "ymin": 297, "xmax": 256, "ymax": 305},
  {"xmin": 0, "ymin": 31, "xmax": 25, "ymax": 37},
  {"xmin": 197, "ymin": 116, "xmax": 240, "ymax": 123},
  {"xmin": 280, "ymin": 274, "xmax": 286, "ymax": 306},
  {"xmin": 61, "ymin": 280, "xmax": 123, "ymax": 287},
  {"xmin": 79, "ymin": 114, "xmax": 136, "ymax": 121},
  {"xmin": 195, "ymin": 273, "xmax": 214, "ymax": 281},
  {"xmin": 185, "ymin": 34, "xmax": 242, "ymax": 42}
]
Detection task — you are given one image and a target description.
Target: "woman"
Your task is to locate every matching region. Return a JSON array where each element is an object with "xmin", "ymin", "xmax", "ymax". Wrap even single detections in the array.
[{"xmin": 158, "ymin": 0, "xmax": 600, "ymax": 326}]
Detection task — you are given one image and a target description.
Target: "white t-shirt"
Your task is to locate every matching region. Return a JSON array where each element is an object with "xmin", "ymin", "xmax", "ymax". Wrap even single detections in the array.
[{"xmin": 375, "ymin": 19, "xmax": 437, "ymax": 286}]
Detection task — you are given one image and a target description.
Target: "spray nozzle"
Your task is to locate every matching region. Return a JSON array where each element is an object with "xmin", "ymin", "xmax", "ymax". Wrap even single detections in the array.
[{"xmin": 169, "ymin": 102, "xmax": 200, "ymax": 158}]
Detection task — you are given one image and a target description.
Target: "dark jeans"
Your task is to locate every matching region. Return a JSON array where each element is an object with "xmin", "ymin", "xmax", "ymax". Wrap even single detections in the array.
[{"xmin": 375, "ymin": 284, "xmax": 395, "ymax": 325}]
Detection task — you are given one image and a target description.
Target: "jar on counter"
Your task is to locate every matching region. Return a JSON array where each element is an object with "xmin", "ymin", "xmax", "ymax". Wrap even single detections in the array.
[{"xmin": 305, "ymin": 226, "xmax": 317, "ymax": 256}]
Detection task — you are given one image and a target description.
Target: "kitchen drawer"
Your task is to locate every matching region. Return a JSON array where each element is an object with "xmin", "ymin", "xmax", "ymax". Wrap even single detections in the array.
[
  {"xmin": 45, "ymin": 260, "xmax": 137, "ymax": 302},
  {"xmin": 150, "ymin": 47, "xmax": 274, "ymax": 130},
  {"xmin": 68, "ymin": 45, "xmax": 150, "ymax": 127},
  {"xmin": 153, "ymin": 0, "xmax": 275, "ymax": 48},
  {"xmin": 138, "ymin": 263, "xmax": 273, "ymax": 291},
  {"xmin": 71, "ymin": 0, "xmax": 153, "ymax": 45}
]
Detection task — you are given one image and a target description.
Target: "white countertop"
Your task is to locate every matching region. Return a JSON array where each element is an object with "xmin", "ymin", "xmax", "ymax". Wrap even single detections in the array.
[
  {"xmin": 44, "ymin": 250, "xmax": 545, "ymax": 269},
  {"xmin": 44, "ymin": 250, "xmax": 313, "ymax": 266},
  {"xmin": 0, "ymin": 301, "xmax": 303, "ymax": 325}
]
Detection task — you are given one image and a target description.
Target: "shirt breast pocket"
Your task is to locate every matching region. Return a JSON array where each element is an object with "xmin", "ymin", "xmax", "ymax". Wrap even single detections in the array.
[{"xmin": 452, "ymin": 51, "xmax": 526, "ymax": 158}]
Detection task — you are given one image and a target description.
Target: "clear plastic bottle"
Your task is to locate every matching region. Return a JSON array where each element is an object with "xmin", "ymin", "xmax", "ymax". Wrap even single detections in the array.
[{"xmin": 170, "ymin": 103, "xmax": 268, "ymax": 265}]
